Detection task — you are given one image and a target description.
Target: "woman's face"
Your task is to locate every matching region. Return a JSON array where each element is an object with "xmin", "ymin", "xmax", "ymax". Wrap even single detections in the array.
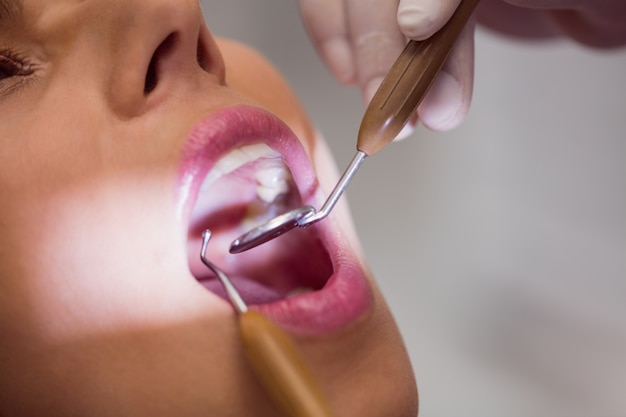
[{"xmin": 0, "ymin": 0, "xmax": 417, "ymax": 416}]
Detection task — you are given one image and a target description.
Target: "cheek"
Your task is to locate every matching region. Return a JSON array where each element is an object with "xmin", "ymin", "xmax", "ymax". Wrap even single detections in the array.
[
  {"xmin": 0, "ymin": 177, "xmax": 199, "ymax": 339},
  {"xmin": 0, "ymin": 101, "xmax": 104, "ymax": 200}
]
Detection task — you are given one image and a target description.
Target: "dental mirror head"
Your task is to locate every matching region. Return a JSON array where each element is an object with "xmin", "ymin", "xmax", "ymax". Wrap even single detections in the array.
[{"xmin": 229, "ymin": 205, "xmax": 316, "ymax": 253}]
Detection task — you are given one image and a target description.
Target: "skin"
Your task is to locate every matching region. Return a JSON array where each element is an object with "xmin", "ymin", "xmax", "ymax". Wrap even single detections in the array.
[
  {"xmin": 299, "ymin": 0, "xmax": 626, "ymax": 131},
  {"xmin": 0, "ymin": 0, "xmax": 417, "ymax": 416}
]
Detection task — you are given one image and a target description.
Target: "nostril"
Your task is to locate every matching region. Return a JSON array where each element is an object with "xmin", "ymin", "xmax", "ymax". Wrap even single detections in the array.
[
  {"xmin": 143, "ymin": 29, "xmax": 218, "ymax": 95},
  {"xmin": 196, "ymin": 36, "xmax": 212, "ymax": 73},
  {"xmin": 144, "ymin": 33, "xmax": 178, "ymax": 95},
  {"xmin": 196, "ymin": 24, "xmax": 225, "ymax": 76},
  {"xmin": 144, "ymin": 55, "xmax": 158, "ymax": 94}
]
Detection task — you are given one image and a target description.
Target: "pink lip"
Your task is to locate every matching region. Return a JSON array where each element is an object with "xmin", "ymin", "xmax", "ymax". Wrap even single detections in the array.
[{"xmin": 177, "ymin": 105, "xmax": 373, "ymax": 336}]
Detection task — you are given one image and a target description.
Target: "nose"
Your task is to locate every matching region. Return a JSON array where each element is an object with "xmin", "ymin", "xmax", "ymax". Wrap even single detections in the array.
[{"xmin": 104, "ymin": 0, "xmax": 225, "ymax": 117}]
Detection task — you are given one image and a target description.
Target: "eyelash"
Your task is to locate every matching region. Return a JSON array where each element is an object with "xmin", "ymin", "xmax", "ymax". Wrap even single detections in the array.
[
  {"xmin": 0, "ymin": 49, "xmax": 36, "ymax": 99},
  {"xmin": 0, "ymin": 49, "xmax": 34, "ymax": 80}
]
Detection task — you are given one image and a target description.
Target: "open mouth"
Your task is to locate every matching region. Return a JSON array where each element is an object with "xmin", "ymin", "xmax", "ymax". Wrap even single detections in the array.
[
  {"xmin": 187, "ymin": 143, "xmax": 333, "ymax": 305},
  {"xmin": 179, "ymin": 105, "xmax": 372, "ymax": 334}
]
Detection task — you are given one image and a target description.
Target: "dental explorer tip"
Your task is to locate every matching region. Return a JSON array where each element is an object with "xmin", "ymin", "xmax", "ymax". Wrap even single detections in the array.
[
  {"xmin": 201, "ymin": 230, "xmax": 212, "ymax": 257},
  {"xmin": 200, "ymin": 229, "xmax": 248, "ymax": 314}
]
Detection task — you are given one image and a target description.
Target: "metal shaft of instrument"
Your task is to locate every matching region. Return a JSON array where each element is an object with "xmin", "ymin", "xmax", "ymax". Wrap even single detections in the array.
[
  {"xmin": 200, "ymin": 230, "xmax": 248, "ymax": 314},
  {"xmin": 298, "ymin": 150, "xmax": 367, "ymax": 226}
]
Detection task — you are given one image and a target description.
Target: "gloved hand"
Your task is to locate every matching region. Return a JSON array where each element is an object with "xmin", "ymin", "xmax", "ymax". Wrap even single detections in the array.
[
  {"xmin": 298, "ymin": 0, "xmax": 475, "ymax": 134},
  {"xmin": 299, "ymin": 0, "xmax": 626, "ymax": 134}
]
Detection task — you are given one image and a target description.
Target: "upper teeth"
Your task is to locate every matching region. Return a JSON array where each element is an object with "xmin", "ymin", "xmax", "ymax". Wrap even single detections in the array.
[
  {"xmin": 201, "ymin": 143, "xmax": 292, "ymax": 204},
  {"xmin": 255, "ymin": 165, "xmax": 290, "ymax": 203}
]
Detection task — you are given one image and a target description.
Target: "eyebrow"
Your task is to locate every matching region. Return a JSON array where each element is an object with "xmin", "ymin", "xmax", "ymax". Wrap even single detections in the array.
[{"xmin": 0, "ymin": 0, "xmax": 22, "ymax": 24}]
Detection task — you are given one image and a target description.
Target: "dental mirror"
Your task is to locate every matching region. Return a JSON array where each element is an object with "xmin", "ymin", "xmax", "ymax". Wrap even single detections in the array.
[
  {"xmin": 230, "ymin": 205, "xmax": 316, "ymax": 253},
  {"xmin": 229, "ymin": 152, "xmax": 366, "ymax": 253}
]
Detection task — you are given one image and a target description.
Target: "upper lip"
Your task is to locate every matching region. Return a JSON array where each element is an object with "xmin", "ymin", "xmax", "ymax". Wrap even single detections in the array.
[{"xmin": 176, "ymin": 105, "xmax": 373, "ymax": 335}]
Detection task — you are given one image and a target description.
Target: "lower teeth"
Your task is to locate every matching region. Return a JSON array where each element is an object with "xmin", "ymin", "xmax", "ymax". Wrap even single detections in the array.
[{"xmin": 286, "ymin": 287, "xmax": 314, "ymax": 298}]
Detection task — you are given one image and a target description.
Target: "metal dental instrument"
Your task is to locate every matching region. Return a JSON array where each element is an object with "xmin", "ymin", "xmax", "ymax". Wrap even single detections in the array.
[
  {"xmin": 230, "ymin": 0, "xmax": 480, "ymax": 254},
  {"xmin": 200, "ymin": 230, "xmax": 337, "ymax": 417}
]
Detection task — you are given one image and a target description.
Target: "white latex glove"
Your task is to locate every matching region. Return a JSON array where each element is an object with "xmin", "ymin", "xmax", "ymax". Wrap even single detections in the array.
[
  {"xmin": 299, "ymin": 0, "xmax": 476, "ymax": 134},
  {"xmin": 299, "ymin": 0, "xmax": 626, "ymax": 134}
]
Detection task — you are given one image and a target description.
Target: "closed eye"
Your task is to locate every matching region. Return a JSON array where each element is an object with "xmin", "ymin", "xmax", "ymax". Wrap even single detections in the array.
[
  {"xmin": 0, "ymin": 49, "xmax": 38, "ymax": 99},
  {"xmin": 0, "ymin": 50, "xmax": 33, "ymax": 80}
]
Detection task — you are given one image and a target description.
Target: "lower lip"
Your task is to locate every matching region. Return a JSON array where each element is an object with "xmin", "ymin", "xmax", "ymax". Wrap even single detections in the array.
[{"xmin": 251, "ymin": 232, "xmax": 373, "ymax": 336}]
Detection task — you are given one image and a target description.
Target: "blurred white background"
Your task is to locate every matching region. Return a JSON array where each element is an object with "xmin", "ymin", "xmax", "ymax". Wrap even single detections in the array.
[{"xmin": 201, "ymin": 2, "xmax": 626, "ymax": 416}]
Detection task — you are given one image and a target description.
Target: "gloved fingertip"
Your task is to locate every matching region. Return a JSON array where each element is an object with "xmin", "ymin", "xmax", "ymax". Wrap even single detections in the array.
[
  {"xmin": 321, "ymin": 38, "xmax": 356, "ymax": 84},
  {"xmin": 397, "ymin": 3, "xmax": 438, "ymax": 39},
  {"xmin": 419, "ymin": 72, "xmax": 465, "ymax": 131},
  {"xmin": 394, "ymin": 120, "xmax": 417, "ymax": 141}
]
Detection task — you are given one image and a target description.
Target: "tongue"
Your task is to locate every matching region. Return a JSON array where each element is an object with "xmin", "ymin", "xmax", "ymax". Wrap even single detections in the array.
[{"xmin": 197, "ymin": 275, "xmax": 286, "ymax": 305}]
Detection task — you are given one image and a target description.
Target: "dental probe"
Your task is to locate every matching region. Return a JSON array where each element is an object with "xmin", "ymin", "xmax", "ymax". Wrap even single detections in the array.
[
  {"xmin": 230, "ymin": 0, "xmax": 480, "ymax": 254},
  {"xmin": 200, "ymin": 230, "xmax": 337, "ymax": 417}
]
